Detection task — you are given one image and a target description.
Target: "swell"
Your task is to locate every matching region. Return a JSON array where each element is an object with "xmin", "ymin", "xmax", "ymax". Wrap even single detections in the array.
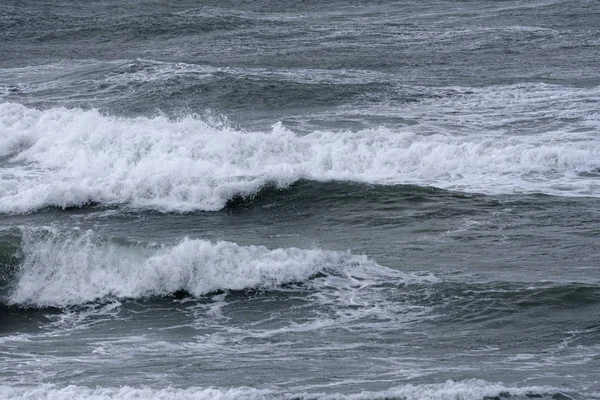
[
  {"xmin": 2, "ymin": 5, "xmax": 266, "ymax": 42},
  {"xmin": 224, "ymin": 179, "xmax": 474, "ymax": 213},
  {"xmin": 417, "ymin": 281, "xmax": 600, "ymax": 325}
]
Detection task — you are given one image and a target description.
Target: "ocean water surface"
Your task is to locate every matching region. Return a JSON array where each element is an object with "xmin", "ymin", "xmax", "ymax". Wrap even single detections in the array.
[{"xmin": 1, "ymin": 0, "xmax": 600, "ymax": 399}]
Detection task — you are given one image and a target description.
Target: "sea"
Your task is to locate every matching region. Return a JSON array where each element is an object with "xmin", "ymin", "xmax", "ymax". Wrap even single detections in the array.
[{"xmin": 1, "ymin": 0, "xmax": 600, "ymax": 399}]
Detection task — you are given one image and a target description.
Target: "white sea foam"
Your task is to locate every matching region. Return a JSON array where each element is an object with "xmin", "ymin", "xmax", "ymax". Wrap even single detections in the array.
[
  {"xmin": 1, "ymin": 101, "xmax": 599, "ymax": 213},
  {"xmin": 0, "ymin": 380, "xmax": 569, "ymax": 400},
  {"xmin": 0, "ymin": 385, "xmax": 269, "ymax": 400},
  {"xmin": 7, "ymin": 228, "xmax": 395, "ymax": 308}
]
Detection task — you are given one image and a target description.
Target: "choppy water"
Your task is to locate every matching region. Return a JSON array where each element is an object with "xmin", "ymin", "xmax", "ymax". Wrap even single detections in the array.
[{"xmin": 1, "ymin": 1, "xmax": 600, "ymax": 399}]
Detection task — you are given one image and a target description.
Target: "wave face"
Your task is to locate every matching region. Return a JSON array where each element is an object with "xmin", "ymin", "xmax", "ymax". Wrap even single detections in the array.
[
  {"xmin": 4, "ymin": 228, "xmax": 394, "ymax": 308},
  {"xmin": 1, "ymin": 101, "xmax": 600, "ymax": 213}
]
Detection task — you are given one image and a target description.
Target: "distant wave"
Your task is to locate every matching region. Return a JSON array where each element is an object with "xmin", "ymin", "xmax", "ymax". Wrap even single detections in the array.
[
  {"xmin": 4, "ymin": 228, "xmax": 405, "ymax": 308},
  {"xmin": 1, "ymin": 102, "xmax": 600, "ymax": 213},
  {"xmin": 0, "ymin": 379, "xmax": 571, "ymax": 400}
]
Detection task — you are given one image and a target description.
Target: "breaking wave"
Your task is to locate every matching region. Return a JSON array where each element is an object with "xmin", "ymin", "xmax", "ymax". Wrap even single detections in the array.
[
  {"xmin": 0, "ymin": 379, "xmax": 575, "ymax": 400},
  {"xmin": 3, "ymin": 227, "xmax": 400, "ymax": 308},
  {"xmin": 1, "ymin": 102, "xmax": 600, "ymax": 214}
]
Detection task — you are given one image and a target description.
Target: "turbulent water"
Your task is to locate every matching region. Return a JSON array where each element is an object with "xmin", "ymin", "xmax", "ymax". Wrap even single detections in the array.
[{"xmin": 1, "ymin": 1, "xmax": 600, "ymax": 399}]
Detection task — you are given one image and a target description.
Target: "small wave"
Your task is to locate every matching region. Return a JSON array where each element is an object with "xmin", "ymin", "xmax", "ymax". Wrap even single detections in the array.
[
  {"xmin": 419, "ymin": 281, "xmax": 600, "ymax": 325},
  {"xmin": 1, "ymin": 102, "xmax": 600, "ymax": 214},
  {"xmin": 0, "ymin": 379, "xmax": 574, "ymax": 400},
  {"xmin": 4, "ymin": 227, "xmax": 400, "ymax": 308}
]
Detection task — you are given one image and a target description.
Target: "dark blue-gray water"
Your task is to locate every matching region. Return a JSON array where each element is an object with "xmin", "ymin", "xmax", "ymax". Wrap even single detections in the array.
[{"xmin": 1, "ymin": 1, "xmax": 600, "ymax": 399}]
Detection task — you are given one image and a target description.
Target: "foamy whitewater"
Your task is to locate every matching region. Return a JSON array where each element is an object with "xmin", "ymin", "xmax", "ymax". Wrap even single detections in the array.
[{"xmin": 2, "ymin": 0, "xmax": 600, "ymax": 399}]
